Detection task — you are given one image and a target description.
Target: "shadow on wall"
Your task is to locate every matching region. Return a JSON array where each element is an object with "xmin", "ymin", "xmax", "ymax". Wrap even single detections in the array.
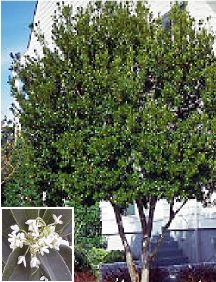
[{"xmin": 130, "ymin": 233, "xmax": 143, "ymax": 260}]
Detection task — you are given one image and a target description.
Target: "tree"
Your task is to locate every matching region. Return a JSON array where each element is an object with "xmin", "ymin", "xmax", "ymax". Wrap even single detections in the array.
[{"xmin": 10, "ymin": 2, "xmax": 215, "ymax": 282}]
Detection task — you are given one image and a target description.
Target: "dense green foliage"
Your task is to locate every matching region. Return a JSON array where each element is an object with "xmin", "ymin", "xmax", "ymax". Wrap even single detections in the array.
[
  {"xmin": 75, "ymin": 246, "xmax": 125, "ymax": 274},
  {"xmin": 66, "ymin": 201, "xmax": 106, "ymax": 274},
  {"xmin": 2, "ymin": 139, "xmax": 42, "ymax": 207},
  {"xmin": 67, "ymin": 201, "xmax": 103, "ymax": 248},
  {"xmin": 1, "ymin": 117, "xmax": 15, "ymax": 197},
  {"xmin": 10, "ymin": 1, "xmax": 215, "ymax": 207}
]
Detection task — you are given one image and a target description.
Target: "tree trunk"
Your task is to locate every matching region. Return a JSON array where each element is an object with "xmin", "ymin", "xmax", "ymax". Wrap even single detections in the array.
[
  {"xmin": 140, "ymin": 237, "xmax": 150, "ymax": 282},
  {"xmin": 141, "ymin": 264, "xmax": 150, "ymax": 282},
  {"xmin": 111, "ymin": 202, "xmax": 140, "ymax": 282},
  {"xmin": 125, "ymin": 250, "xmax": 140, "ymax": 282}
]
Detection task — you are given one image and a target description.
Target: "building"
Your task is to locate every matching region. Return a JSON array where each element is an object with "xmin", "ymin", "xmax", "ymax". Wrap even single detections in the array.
[{"xmin": 23, "ymin": 0, "xmax": 216, "ymax": 265}]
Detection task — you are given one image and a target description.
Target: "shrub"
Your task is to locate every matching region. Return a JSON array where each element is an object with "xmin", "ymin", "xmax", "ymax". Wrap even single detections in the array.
[
  {"xmin": 102, "ymin": 264, "xmax": 168, "ymax": 282},
  {"xmin": 177, "ymin": 265, "xmax": 216, "ymax": 282},
  {"xmin": 66, "ymin": 200, "xmax": 103, "ymax": 249},
  {"xmin": 87, "ymin": 247, "xmax": 109, "ymax": 273},
  {"xmin": 75, "ymin": 247, "xmax": 126, "ymax": 275},
  {"xmin": 67, "ymin": 200, "xmax": 106, "ymax": 274},
  {"xmin": 74, "ymin": 245, "xmax": 89, "ymax": 271},
  {"xmin": 103, "ymin": 250, "xmax": 126, "ymax": 263},
  {"xmin": 2, "ymin": 138, "xmax": 42, "ymax": 207}
]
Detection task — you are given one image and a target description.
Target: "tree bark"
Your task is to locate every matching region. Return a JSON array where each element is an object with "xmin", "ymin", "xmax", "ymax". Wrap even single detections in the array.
[
  {"xmin": 147, "ymin": 196, "xmax": 157, "ymax": 237},
  {"xmin": 111, "ymin": 199, "xmax": 187, "ymax": 282},
  {"xmin": 150, "ymin": 199, "xmax": 188, "ymax": 261},
  {"xmin": 141, "ymin": 263, "xmax": 150, "ymax": 282},
  {"xmin": 111, "ymin": 202, "xmax": 140, "ymax": 282},
  {"xmin": 140, "ymin": 236, "xmax": 151, "ymax": 282},
  {"xmin": 136, "ymin": 198, "xmax": 156, "ymax": 282}
]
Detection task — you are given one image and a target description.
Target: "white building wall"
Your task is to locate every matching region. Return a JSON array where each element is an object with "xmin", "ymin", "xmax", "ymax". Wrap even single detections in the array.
[
  {"xmin": 100, "ymin": 200, "xmax": 216, "ymax": 261},
  {"xmin": 26, "ymin": 0, "xmax": 91, "ymax": 57}
]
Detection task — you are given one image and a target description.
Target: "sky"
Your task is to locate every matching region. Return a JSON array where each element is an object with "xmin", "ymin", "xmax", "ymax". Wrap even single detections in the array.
[{"xmin": 1, "ymin": 1, "xmax": 36, "ymax": 120}]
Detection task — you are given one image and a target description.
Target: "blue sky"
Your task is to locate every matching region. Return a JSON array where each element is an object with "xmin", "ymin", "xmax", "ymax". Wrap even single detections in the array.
[{"xmin": 1, "ymin": 1, "xmax": 36, "ymax": 119}]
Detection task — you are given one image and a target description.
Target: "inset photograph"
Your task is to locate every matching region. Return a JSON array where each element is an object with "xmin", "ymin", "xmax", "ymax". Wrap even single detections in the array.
[{"xmin": 2, "ymin": 208, "xmax": 73, "ymax": 281}]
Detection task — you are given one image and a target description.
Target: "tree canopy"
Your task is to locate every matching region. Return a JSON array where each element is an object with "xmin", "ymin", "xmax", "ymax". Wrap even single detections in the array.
[{"xmin": 10, "ymin": 1, "xmax": 215, "ymax": 206}]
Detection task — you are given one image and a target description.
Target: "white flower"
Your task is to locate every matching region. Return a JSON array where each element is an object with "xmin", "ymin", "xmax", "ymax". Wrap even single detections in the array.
[
  {"xmin": 60, "ymin": 239, "xmax": 70, "ymax": 247},
  {"xmin": 40, "ymin": 276, "xmax": 48, "ymax": 281},
  {"xmin": 18, "ymin": 232, "xmax": 26, "ymax": 240},
  {"xmin": 8, "ymin": 233, "xmax": 16, "ymax": 242},
  {"xmin": 31, "ymin": 230, "xmax": 40, "ymax": 239},
  {"xmin": 17, "ymin": 256, "xmax": 26, "ymax": 267},
  {"xmin": 49, "ymin": 225, "xmax": 56, "ymax": 233},
  {"xmin": 7, "ymin": 215, "xmax": 70, "ymax": 269},
  {"xmin": 36, "ymin": 220, "xmax": 45, "ymax": 228},
  {"xmin": 8, "ymin": 232, "xmax": 26, "ymax": 249},
  {"xmin": 52, "ymin": 239, "xmax": 61, "ymax": 250},
  {"xmin": 43, "ymin": 236, "xmax": 55, "ymax": 248},
  {"xmin": 38, "ymin": 238, "xmax": 45, "ymax": 247},
  {"xmin": 40, "ymin": 246, "xmax": 50, "ymax": 256},
  {"xmin": 42, "ymin": 191, "xmax": 47, "ymax": 202},
  {"xmin": 8, "ymin": 240, "xmax": 16, "ymax": 250},
  {"xmin": 52, "ymin": 214, "xmax": 63, "ymax": 225},
  {"xmin": 30, "ymin": 256, "xmax": 40, "ymax": 268},
  {"xmin": 25, "ymin": 219, "xmax": 36, "ymax": 226},
  {"xmin": 25, "ymin": 219, "xmax": 38, "ymax": 232},
  {"xmin": 50, "ymin": 234, "xmax": 63, "ymax": 251},
  {"xmin": 10, "ymin": 224, "xmax": 19, "ymax": 233}
]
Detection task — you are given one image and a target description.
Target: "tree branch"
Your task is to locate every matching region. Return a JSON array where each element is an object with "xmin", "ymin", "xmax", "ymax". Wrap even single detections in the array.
[
  {"xmin": 147, "ymin": 196, "xmax": 157, "ymax": 237},
  {"xmin": 111, "ymin": 201, "xmax": 139, "ymax": 282},
  {"xmin": 1, "ymin": 167, "xmax": 16, "ymax": 185},
  {"xmin": 111, "ymin": 201, "xmax": 132, "ymax": 251},
  {"xmin": 149, "ymin": 199, "xmax": 187, "ymax": 261},
  {"xmin": 136, "ymin": 199, "xmax": 147, "ymax": 233}
]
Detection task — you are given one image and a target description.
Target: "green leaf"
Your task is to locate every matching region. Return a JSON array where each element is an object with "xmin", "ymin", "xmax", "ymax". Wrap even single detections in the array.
[
  {"xmin": 59, "ymin": 245, "xmax": 73, "ymax": 273},
  {"xmin": 25, "ymin": 209, "xmax": 40, "ymax": 220},
  {"xmin": 38, "ymin": 250, "xmax": 72, "ymax": 281},
  {"xmin": 59, "ymin": 218, "xmax": 72, "ymax": 237},
  {"xmin": 3, "ymin": 251, "xmax": 42, "ymax": 281},
  {"xmin": 7, "ymin": 264, "xmax": 31, "ymax": 281},
  {"xmin": 11, "ymin": 209, "xmax": 39, "ymax": 230},
  {"xmin": 2, "ymin": 248, "xmax": 25, "ymax": 281},
  {"xmin": 29, "ymin": 268, "xmax": 43, "ymax": 281},
  {"xmin": 2, "ymin": 237, "xmax": 11, "ymax": 264},
  {"xmin": 10, "ymin": 209, "xmax": 28, "ymax": 230},
  {"xmin": 2, "ymin": 209, "xmax": 16, "ymax": 238}
]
